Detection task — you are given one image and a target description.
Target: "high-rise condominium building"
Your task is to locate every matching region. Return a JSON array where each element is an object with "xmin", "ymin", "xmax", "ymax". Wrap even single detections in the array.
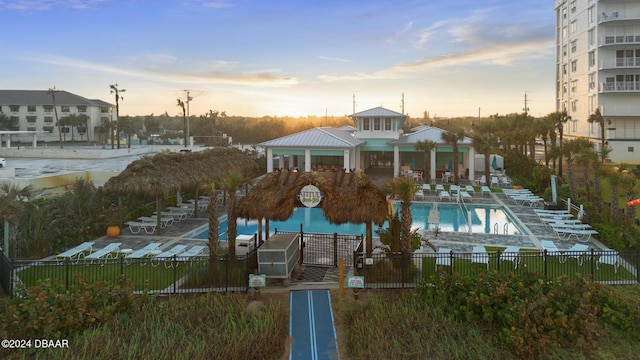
[{"xmin": 555, "ymin": 0, "xmax": 640, "ymax": 163}]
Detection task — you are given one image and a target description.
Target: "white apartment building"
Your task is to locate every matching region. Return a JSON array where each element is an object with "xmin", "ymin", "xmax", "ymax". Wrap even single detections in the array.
[
  {"xmin": 555, "ymin": 0, "xmax": 640, "ymax": 163},
  {"xmin": 0, "ymin": 90, "xmax": 113, "ymax": 144}
]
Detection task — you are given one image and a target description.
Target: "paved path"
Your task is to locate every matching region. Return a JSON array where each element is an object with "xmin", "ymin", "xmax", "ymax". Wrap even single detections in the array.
[{"xmin": 289, "ymin": 290, "xmax": 339, "ymax": 360}]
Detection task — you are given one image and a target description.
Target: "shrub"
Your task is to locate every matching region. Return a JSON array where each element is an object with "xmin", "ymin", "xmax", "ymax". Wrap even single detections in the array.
[
  {"xmin": 416, "ymin": 271, "xmax": 639, "ymax": 358},
  {"xmin": 0, "ymin": 275, "xmax": 148, "ymax": 340}
]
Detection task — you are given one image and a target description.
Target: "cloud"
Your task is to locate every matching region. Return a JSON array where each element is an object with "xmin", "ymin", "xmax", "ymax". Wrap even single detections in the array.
[
  {"xmin": 317, "ymin": 56, "xmax": 351, "ymax": 63},
  {"xmin": 0, "ymin": 0, "xmax": 104, "ymax": 11},
  {"xmin": 20, "ymin": 53, "xmax": 298, "ymax": 87}
]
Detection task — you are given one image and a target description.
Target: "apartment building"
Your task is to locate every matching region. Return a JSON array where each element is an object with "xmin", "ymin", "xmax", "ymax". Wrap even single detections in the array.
[
  {"xmin": 0, "ymin": 90, "xmax": 113, "ymax": 144},
  {"xmin": 555, "ymin": 0, "xmax": 640, "ymax": 163}
]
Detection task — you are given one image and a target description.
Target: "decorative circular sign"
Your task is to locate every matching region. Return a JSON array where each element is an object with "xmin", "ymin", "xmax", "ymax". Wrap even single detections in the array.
[{"xmin": 299, "ymin": 185, "xmax": 322, "ymax": 208}]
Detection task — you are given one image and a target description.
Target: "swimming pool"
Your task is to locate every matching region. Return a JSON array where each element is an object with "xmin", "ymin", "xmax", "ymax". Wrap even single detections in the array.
[{"xmin": 184, "ymin": 203, "xmax": 524, "ymax": 240}]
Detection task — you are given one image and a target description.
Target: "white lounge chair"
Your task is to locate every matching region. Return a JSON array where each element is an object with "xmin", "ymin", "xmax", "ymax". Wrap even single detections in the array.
[
  {"xmin": 125, "ymin": 221, "xmax": 157, "ymax": 234},
  {"xmin": 139, "ymin": 216, "xmax": 174, "ymax": 228},
  {"xmin": 597, "ymin": 249, "xmax": 619, "ymax": 273},
  {"xmin": 554, "ymin": 228, "xmax": 598, "ymax": 242},
  {"xmin": 126, "ymin": 242, "xmax": 162, "ymax": 259},
  {"xmin": 565, "ymin": 243, "xmax": 589, "ymax": 266},
  {"xmin": 449, "ymin": 184, "xmax": 459, "ymax": 195},
  {"xmin": 85, "ymin": 243, "xmax": 122, "ymax": 263},
  {"xmin": 480, "ymin": 186, "xmax": 491, "ymax": 196},
  {"xmin": 439, "ymin": 191, "xmax": 452, "ymax": 201},
  {"xmin": 57, "ymin": 241, "xmax": 94, "ymax": 261},
  {"xmin": 152, "ymin": 244, "xmax": 188, "ymax": 267},
  {"xmin": 435, "ymin": 184, "xmax": 445, "ymax": 192},
  {"xmin": 436, "ymin": 248, "xmax": 452, "ymax": 270},
  {"xmin": 459, "ymin": 191, "xmax": 472, "ymax": 202},
  {"xmin": 471, "ymin": 246, "xmax": 489, "ymax": 270},
  {"xmin": 414, "ymin": 188, "xmax": 424, "ymax": 200},
  {"xmin": 422, "ymin": 183, "xmax": 431, "ymax": 193},
  {"xmin": 500, "ymin": 177, "xmax": 512, "ymax": 188},
  {"xmin": 490, "ymin": 176, "xmax": 499, "ymax": 188},
  {"xmin": 499, "ymin": 246, "xmax": 520, "ymax": 269},
  {"xmin": 540, "ymin": 240, "xmax": 564, "ymax": 263},
  {"xmin": 155, "ymin": 210, "xmax": 188, "ymax": 221},
  {"xmin": 180, "ymin": 245, "xmax": 207, "ymax": 260},
  {"xmin": 464, "ymin": 185, "xmax": 475, "ymax": 195}
]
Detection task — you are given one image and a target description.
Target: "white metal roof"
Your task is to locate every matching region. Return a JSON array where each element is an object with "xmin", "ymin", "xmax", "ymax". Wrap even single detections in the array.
[
  {"xmin": 389, "ymin": 126, "xmax": 473, "ymax": 145},
  {"xmin": 349, "ymin": 106, "xmax": 405, "ymax": 118},
  {"xmin": 260, "ymin": 127, "xmax": 364, "ymax": 148}
]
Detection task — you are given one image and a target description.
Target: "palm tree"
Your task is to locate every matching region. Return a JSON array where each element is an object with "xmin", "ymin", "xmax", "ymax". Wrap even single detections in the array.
[
  {"xmin": 384, "ymin": 176, "xmax": 416, "ymax": 255},
  {"xmin": 415, "ymin": 140, "xmax": 436, "ymax": 183},
  {"xmin": 441, "ymin": 129, "xmax": 466, "ymax": 185},
  {"xmin": 48, "ymin": 87, "xmax": 64, "ymax": 149},
  {"xmin": 218, "ymin": 171, "xmax": 250, "ymax": 256},
  {"xmin": 471, "ymin": 122, "xmax": 497, "ymax": 186},
  {"xmin": 539, "ymin": 115, "xmax": 557, "ymax": 167},
  {"xmin": 607, "ymin": 168, "xmax": 622, "ymax": 226},
  {"xmin": 562, "ymin": 139, "xmax": 593, "ymax": 199},
  {"xmin": 0, "ymin": 184, "xmax": 33, "ymax": 258},
  {"xmin": 587, "ymin": 108, "xmax": 608, "ymax": 164},
  {"xmin": 550, "ymin": 111, "xmax": 570, "ymax": 178},
  {"xmin": 110, "ymin": 84, "xmax": 125, "ymax": 149},
  {"xmin": 177, "ymin": 99, "xmax": 187, "ymax": 147},
  {"xmin": 620, "ymin": 170, "xmax": 638, "ymax": 221}
]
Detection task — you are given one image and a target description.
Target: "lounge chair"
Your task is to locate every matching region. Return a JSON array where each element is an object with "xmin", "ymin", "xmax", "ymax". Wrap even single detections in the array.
[
  {"xmin": 459, "ymin": 191, "xmax": 472, "ymax": 202},
  {"xmin": 597, "ymin": 249, "xmax": 619, "ymax": 273},
  {"xmin": 540, "ymin": 240, "xmax": 564, "ymax": 263},
  {"xmin": 152, "ymin": 244, "xmax": 188, "ymax": 267},
  {"xmin": 480, "ymin": 186, "xmax": 491, "ymax": 196},
  {"xmin": 449, "ymin": 184, "xmax": 459, "ymax": 195},
  {"xmin": 500, "ymin": 177, "xmax": 512, "ymax": 188},
  {"xmin": 422, "ymin": 183, "xmax": 431, "ymax": 193},
  {"xmin": 85, "ymin": 243, "xmax": 121, "ymax": 263},
  {"xmin": 565, "ymin": 243, "xmax": 589, "ymax": 266},
  {"xmin": 490, "ymin": 176, "xmax": 499, "ymax": 188},
  {"xmin": 471, "ymin": 246, "xmax": 489, "ymax": 270},
  {"xmin": 554, "ymin": 228, "xmax": 598, "ymax": 242},
  {"xmin": 464, "ymin": 185, "xmax": 475, "ymax": 195},
  {"xmin": 56, "ymin": 241, "xmax": 94, "ymax": 261},
  {"xmin": 476, "ymin": 175, "xmax": 486, "ymax": 185},
  {"xmin": 499, "ymin": 246, "xmax": 520, "ymax": 269},
  {"xmin": 125, "ymin": 221, "xmax": 157, "ymax": 234},
  {"xmin": 126, "ymin": 242, "xmax": 162, "ymax": 259},
  {"xmin": 439, "ymin": 191, "xmax": 452, "ymax": 201},
  {"xmin": 436, "ymin": 248, "xmax": 452, "ymax": 270},
  {"xmin": 414, "ymin": 188, "xmax": 424, "ymax": 200},
  {"xmin": 180, "ymin": 245, "xmax": 207, "ymax": 260},
  {"xmin": 139, "ymin": 216, "xmax": 174, "ymax": 228},
  {"xmin": 167, "ymin": 206, "xmax": 194, "ymax": 216},
  {"xmin": 435, "ymin": 184, "xmax": 445, "ymax": 192},
  {"xmin": 155, "ymin": 210, "xmax": 188, "ymax": 221}
]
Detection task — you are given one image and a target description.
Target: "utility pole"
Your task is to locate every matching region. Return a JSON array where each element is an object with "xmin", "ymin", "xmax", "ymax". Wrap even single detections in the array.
[
  {"xmin": 184, "ymin": 90, "xmax": 193, "ymax": 148},
  {"xmin": 523, "ymin": 91, "xmax": 530, "ymax": 115},
  {"xmin": 352, "ymin": 93, "xmax": 356, "ymax": 114},
  {"xmin": 401, "ymin": 93, "xmax": 405, "ymax": 114}
]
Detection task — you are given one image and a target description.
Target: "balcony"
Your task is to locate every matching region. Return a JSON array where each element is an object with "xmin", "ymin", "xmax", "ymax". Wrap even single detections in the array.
[
  {"xmin": 599, "ymin": 58, "xmax": 640, "ymax": 69},
  {"xmin": 601, "ymin": 81, "xmax": 640, "ymax": 92},
  {"xmin": 603, "ymin": 35, "xmax": 640, "ymax": 45}
]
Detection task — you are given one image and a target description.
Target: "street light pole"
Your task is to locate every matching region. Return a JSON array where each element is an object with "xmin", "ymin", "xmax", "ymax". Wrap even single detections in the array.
[{"xmin": 185, "ymin": 90, "xmax": 193, "ymax": 148}]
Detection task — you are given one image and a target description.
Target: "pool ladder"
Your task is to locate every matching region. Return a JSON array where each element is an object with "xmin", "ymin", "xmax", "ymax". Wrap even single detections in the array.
[{"xmin": 493, "ymin": 223, "xmax": 509, "ymax": 235}]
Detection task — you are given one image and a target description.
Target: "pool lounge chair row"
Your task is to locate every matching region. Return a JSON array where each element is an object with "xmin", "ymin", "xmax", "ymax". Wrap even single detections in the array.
[
  {"xmin": 55, "ymin": 242, "xmax": 207, "ymax": 265},
  {"xmin": 434, "ymin": 243, "xmax": 619, "ymax": 272}
]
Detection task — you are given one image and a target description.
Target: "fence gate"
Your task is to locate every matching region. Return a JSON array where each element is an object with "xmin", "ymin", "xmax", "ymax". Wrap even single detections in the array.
[{"xmin": 275, "ymin": 231, "xmax": 363, "ymax": 267}]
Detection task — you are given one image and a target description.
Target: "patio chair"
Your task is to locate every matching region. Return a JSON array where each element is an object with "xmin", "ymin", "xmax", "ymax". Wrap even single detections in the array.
[
  {"xmin": 459, "ymin": 191, "xmax": 472, "ymax": 202},
  {"xmin": 597, "ymin": 249, "xmax": 619, "ymax": 273},
  {"xmin": 56, "ymin": 241, "xmax": 95, "ymax": 262},
  {"xmin": 152, "ymin": 244, "xmax": 188, "ymax": 268},
  {"xmin": 436, "ymin": 248, "xmax": 452, "ymax": 271},
  {"xmin": 500, "ymin": 177, "xmax": 512, "ymax": 188},
  {"xmin": 126, "ymin": 242, "xmax": 162, "ymax": 260},
  {"xmin": 565, "ymin": 243, "xmax": 589, "ymax": 266},
  {"xmin": 490, "ymin": 176, "xmax": 499, "ymax": 188},
  {"xmin": 471, "ymin": 246, "xmax": 489, "ymax": 270},
  {"xmin": 540, "ymin": 240, "xmax": 564, "ymax": 263},
  {"xmin": 125, "ymin": 221, "xmax": 157, "ymax": 234},
  {"xmin": 464, "ymin": 185, "xmax": 475, "ymax": 195},
  {"xmin": 179, "ymin": 245, "xmax": 207, "ymax": 261},
  {"xmin": 439, "ymin": 191, "xmax": 452, "ymax": 201},
  {"xmin": 85, "ymin": 243, "xmax": 122, "ymax": 263},
  {"xmin": 477, "ymin": 175, "xmax": 486, "ymax": 185},
  {"xmin": 499, "ymin": 246, "xmax": 520, "ymax": 269}
]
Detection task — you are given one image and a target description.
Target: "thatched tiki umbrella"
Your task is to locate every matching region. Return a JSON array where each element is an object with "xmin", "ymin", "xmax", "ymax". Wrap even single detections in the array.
[
  {"xmin": 103, "ymin": 148, "xmax": 257, "ymax": 233},
  {"xmin": 236, "ymin": 171, "xmax": 387, "ymax": 256}
]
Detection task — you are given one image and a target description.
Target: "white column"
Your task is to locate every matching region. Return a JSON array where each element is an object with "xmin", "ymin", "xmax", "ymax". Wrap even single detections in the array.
[
  {"xmin": 288, "ymin": 155, "xmax": 294, "ymax": 169},
  {"xmin": 305, "ymin": 149, "xmax": 311, "ymax": 172},
  {"xmin": 393, "ymin": 145, "xmax": 400, "ymax": 177},
  {"xmin": 430, "ymin": 148, "xmax": 437, "ymax": 181},
  {"xmin": 468, "ymin": 148, "xmax": 475, "ymax": 181},
  {"xmin": 6, "ymin": 135, "xmax": 10, "ymax": 148},
  {"xmin": 32, "ymin": 134, "xmax": 38, "ymax": 148},
  {"xmin": 266, "ymin": 149, "xmax": 274, "ymax": 172},
  {"xmin": 278, "ymin": 154, "xmax": 285, "ymax": 170},
  {"xmin": 343, "ymin": 149, "xmax": 350, "ymax": 172}
]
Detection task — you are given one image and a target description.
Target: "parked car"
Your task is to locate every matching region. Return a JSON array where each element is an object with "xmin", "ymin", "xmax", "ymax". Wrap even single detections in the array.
[{"xmin": 0, "ymin": 158, "xmax": 5, "ymax": 168}]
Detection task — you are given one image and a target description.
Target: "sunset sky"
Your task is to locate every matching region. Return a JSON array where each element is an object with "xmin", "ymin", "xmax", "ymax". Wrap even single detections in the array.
[{"xmin": 1, "ymin": 0, "xmax": 556, "ymax": 118}]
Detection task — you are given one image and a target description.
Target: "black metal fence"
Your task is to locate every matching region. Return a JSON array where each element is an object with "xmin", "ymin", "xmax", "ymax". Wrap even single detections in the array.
[
  {"xmin": 358, "ymin": 249, "xmax": 640, "ymax": 289},
  {"xmin": 2, "ymin": 251, "xmax": 258, "ymax": 297},
  {"xmin": 274, "ymin": 229, "xmax": 363, "ymax": 267}
]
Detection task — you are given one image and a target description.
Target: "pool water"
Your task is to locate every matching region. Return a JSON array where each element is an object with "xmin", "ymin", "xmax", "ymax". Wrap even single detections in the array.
[{"xmin": 185, "ymin": 203, "xmax": 524, "ymax": 240}]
